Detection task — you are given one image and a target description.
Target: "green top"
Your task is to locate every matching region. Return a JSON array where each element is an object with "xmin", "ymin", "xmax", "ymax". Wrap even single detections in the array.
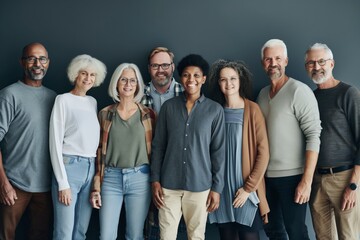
[{"xmin": 105, "ymin": 109, "xmax": 148, "ymax": 168}]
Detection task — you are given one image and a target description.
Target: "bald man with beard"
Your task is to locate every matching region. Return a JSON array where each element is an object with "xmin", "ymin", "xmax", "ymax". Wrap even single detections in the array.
[{"xmin": 0, "ymin": 43, "xmax": 56, "ymax": 240}]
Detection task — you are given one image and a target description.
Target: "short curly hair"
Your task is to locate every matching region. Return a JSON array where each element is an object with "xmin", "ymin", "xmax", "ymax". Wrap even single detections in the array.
[
  {"xmin": 177, "ymin": 54, "xmax": 209, "ymax": 77},
  {"xmin": 67, "ymin": 54, "xmax": 107, "ymax": 87}
]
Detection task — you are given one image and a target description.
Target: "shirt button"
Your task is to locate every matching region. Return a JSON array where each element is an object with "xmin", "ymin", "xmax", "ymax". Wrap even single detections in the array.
[
  {"xmin": 184, "ymin": 148, "xmax": 187, "ymax": 150},
  {"xmin": 183, "ymin": 162, "xmax": 186, "ymax": 164},
  {"xmin": 185, "ymin": 134, "xmax": 188, "ymax": 137},
  {"xmin": 186, "ymin": 123, "xmax": 189, "ymax": 126}
]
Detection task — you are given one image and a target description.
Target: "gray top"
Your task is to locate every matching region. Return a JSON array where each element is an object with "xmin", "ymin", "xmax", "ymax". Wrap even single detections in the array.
[
  {"xmin": 257, "ymin": 78, "xmax": 322, "ymax": 177},
  {"xmin": 314, "ymin": 82, "xmax": 360, "ymax": 167},
  {"xmin": 0, "ymin": 81, "xmax": 56, "ymax": 192},
  {"xmin": 141, "ymin": 78, "xmax": 183, "ymax": 114},
  {"xmin": 105, "ymin": 109, "xmax": 148, "ymax": 168},
  {"xmin": 208, "ymin": 108, "xmax": 259, "ymax": 226},
  {"xmin": 149, "ymin": 79, "xmax": 177, "ymax": 113},
  {"xmin": 150, "ymin": 95, "xmax": 225, "ymax": 193}
]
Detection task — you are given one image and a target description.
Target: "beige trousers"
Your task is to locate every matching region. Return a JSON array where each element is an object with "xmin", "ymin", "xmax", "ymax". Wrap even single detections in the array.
[
  {"xmin": 310, "ymin": 169, "xmax": 360, "ymax": 240},
  {"xmin": 158, "ymin": 188, "xmax": 210, "ymax": 240}
]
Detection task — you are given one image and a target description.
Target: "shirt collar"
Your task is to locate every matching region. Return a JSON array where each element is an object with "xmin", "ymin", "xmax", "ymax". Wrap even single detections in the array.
[{"xmin": 181, "ymin": 93, "xmax": 205, "ymax": 103}]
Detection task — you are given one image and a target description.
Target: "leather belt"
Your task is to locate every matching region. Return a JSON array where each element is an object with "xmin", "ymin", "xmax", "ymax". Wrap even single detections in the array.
[{"xmin": 316, "ymin": 165, "xmax": 354, "ymax": 175}]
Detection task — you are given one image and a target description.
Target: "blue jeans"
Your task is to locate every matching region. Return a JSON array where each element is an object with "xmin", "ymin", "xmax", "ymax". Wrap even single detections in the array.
[
  {"xmin": 52, "ymin": 155, "xmax": 95, "ymax": 240},
  {"xmin": 264, "ymin": 175, "xmax": 310, "ymax": 240},
  {"xmin": 99, "ymin": 165, "xmax": 151, "ymax": 240}
]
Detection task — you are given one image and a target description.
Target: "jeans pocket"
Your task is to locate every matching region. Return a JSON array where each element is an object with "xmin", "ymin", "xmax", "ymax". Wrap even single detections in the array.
[
  {"xmin": 63, "ymin": 155, "xmax": 76, "ymax": 165},
  {"xmin": 139, "ymin": 165, "xmax": 150, "ymax": 174}
]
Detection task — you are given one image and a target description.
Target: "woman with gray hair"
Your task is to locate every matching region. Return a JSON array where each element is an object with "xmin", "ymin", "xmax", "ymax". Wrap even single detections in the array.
[
  {"xmin": 208, "ymin": 59, "xmax": 269, "ymax": 240},
  {"xmin": 90, "ymin": 63, "xmax": 155, "ymax": 240},
  {"xmin": 49, "ymin": 54, "xmax": 107, "ymax": 239}
]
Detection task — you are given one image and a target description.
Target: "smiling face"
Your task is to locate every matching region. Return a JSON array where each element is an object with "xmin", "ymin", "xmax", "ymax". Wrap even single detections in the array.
[
  {"xmin": 21, "ymin": 43, "xmax": 49, "ymax": 81},
  {"xmin": 148, "ymin": 52, "xmax": 174, "ymax": 88},
  {"xmin": 262, "ymin": 45, "xmax": 288, "ymax": 80},
  {"xmin": 218, "ymin": 67, "xmax": 240, "ymax": 98},
  {"xmin": 180, "ymin": 66, "xmax": 206, "ymax": 98},
  {"xmin": 74, "ymin": 68, "xmax": 96, "ymax": 93},
  {"xmin": 117, "ymin": 68, "xmax": 138, "ymax": 99},
  {"xmin": 305, "ymin": 48, "xmax": 334, "ymax": 84}
]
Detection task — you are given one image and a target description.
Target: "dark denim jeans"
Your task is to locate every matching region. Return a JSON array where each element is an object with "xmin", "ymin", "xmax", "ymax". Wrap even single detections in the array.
[{"xmin": 264, "ymin": 175, "xmax": 310, "ymax": 240}]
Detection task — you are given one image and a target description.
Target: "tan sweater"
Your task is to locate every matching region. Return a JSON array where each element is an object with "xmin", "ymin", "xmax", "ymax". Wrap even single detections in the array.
[{"xmin": 242, "ymin": 99, "xmax": 270, "ymax": 223}]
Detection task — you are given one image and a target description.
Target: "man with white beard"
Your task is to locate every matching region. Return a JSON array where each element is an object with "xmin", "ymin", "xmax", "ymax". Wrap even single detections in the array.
[{"xmin": 305, "ymin": 43, "xmax": 360, "ymax": 240}]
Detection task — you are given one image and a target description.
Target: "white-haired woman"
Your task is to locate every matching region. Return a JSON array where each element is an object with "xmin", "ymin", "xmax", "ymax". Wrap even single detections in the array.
[
  {"xmin": 49, "ymin": 54, "xmax": 107, "ymax": 240},
  {"xmin": 90, "ymin": 63, "xmax": 155, "ymax": 240}
]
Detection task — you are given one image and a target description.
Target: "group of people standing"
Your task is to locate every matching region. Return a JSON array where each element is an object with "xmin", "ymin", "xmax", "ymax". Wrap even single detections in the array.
[{"xmin": 0, "ymin": 39, "xmax": 359, "ymax": 240}]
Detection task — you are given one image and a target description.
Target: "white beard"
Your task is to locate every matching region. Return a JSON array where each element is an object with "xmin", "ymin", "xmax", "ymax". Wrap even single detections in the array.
[{"xmin": 310, "ymin": 70, "xmax": 331, "ymax": 85}]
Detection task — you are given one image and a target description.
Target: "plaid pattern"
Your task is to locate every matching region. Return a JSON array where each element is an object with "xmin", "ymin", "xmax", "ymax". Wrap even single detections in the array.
[
  {"xmin": 140, "ymin": 79, "xmax": 183, "ymax": 109},
  {"xmin": 92, "ymin": 103, "xmax": 156, "ymax": 192}
]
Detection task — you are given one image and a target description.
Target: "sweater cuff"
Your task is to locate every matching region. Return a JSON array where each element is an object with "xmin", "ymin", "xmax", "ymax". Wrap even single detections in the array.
[{"xmin": 305, "ymin": 142, "xmax": 320, "ymax": 153}]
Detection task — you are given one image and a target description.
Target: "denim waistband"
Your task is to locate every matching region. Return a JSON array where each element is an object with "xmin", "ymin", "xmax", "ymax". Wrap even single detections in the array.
[
  {"xmin": 63, "ymin": 154, "xmax": 95, "ymax": 163},
  {"xmin": 106, "ymin": 164, "xmax": 149, "ymax": 174}
]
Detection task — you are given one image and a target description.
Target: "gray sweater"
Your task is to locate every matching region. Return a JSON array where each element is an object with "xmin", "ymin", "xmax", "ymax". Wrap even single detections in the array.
[
  {"xmin": 314, "ymin": 82, "xmax": 360, "ymax": 167},
  {"xmin": 0, "ymin": 81, "xmax": 56, "ymax": 192},
  {"xmin": 257, "ymin": 78, "xmax": 321, "ymax": 177}
]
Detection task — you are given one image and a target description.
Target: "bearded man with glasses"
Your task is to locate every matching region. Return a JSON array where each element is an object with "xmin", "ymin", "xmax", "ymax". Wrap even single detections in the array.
[
  {"xmin": 141, "ymin": 47, "xmax": 187, "ymax": 239},
  {"xmin": 305, "ymin": 43, "xmax": 360, "ymax": 240},
  {"xmin": 141, "ymin": 47, "xmax": 183, "ymax": 114},
  {"xmin": 0, "ymin": 42, "xmax": 56, "ymax": 240}
]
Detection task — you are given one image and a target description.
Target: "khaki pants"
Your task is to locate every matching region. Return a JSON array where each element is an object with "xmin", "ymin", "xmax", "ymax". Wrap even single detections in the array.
[
  {"xmin": 310, "ymin": 169, "xmax": 360, "ymax": 240},
  {"xmin": 159, "ymin": 188, "xmax": 210, "ymax": 240}
]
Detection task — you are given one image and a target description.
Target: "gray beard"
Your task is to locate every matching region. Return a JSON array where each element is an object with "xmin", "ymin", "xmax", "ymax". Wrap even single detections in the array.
[
  {"xmin": 25, "ymin": 68, "xmax": 47, "ymax": 81},
  {"xmin": 153, "ymin": 77, "xmax": 171, "ymax": 87},
  {"xmin": 310, "ymin": 71, "xmax": 330, "ymax": 85},
  {"xmin": 311, "ymin": 76, "xmax": 328, "ymax": 85},
  {"xmin": 268, "ymin": 72, "xmax": 282, "ymax": 80}
]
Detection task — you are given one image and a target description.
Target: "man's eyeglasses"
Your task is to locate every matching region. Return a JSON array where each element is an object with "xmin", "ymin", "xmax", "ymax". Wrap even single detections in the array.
[
  {"xmin": 22, "ymin": 56, "xmax": 49, "ymax": 64},
  {"xmin": 119, "ymin": 77, "xmax": 138, "ymax": 86},
  {"xmin": 305, "ymin": 59, "xmax": 331, "ymax": 67},
  {"xmin": 149, "ymin": 63, "xmax": 173, "ymax": 70}
]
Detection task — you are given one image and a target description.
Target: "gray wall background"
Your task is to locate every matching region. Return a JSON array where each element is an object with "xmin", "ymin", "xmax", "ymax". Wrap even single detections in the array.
[{"xmin": 1, "ymin": 0, "xmax": 359, "ymax": 239}]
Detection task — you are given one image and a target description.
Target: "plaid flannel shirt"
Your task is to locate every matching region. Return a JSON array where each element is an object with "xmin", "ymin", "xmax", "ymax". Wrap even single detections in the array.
[
  {"xmin": 92, "ymin": 103, "xmax": 156, "ymax": 192},
  {"xmin": 140, "ymin": 78, "xmax": 183, "ymax": 109}
]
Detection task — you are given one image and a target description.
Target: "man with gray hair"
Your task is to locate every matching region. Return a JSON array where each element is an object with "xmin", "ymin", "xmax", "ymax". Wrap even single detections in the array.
[
  {"xmin": 305, "ymin": 43, "xmax": 360, "ymax": 240},
  {"xmin": 257, "ymin": 39, "xmax": 322, "ymax": 240}
]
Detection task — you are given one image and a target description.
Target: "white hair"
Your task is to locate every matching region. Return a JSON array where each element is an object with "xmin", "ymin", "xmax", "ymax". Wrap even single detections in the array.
[
  {"xmin": 108, "ymin": 63, "xmax": 144, "ymax": 103},
  {"xmin": 305, "ymin": 43, "xmax": 334, "ymax": 62},
  {"xmin": 67, "ymin": 54, "xmax": 107, "ymax": 87},
  {"xmin": 261, "ymin": 39, "xmax": 288, "ymax": 59}
]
